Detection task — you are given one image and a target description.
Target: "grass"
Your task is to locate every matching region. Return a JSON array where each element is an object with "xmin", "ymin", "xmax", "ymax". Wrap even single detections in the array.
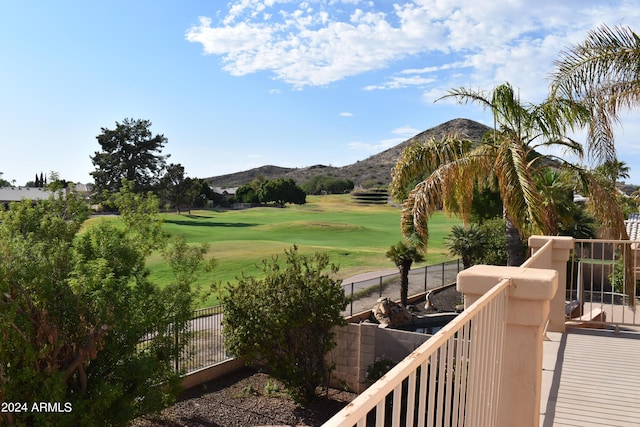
[{"xmin": 90, "ymin": 195, "xmax": 462, "ymax": 307}]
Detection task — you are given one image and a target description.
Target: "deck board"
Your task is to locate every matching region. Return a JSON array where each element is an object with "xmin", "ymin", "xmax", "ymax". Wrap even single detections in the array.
[{"xmin": 541, "ymin": 328, "xmax": 640, "ymax": 426}]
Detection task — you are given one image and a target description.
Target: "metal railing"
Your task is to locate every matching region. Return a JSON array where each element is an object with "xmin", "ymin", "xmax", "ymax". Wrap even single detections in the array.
[
  {"xmin": 569, "ymin": 239, "xmax": 640, "ymax": 327},
  {"xmin": 138, "ymin": 305, "xmax": 231, "ymax": 374},
  {"xmin": 342, "ymin": 260, "xmax": 462, "ymax": 316},
  {"xmin": 177, "ymin": 305, "xmax": 231, "ymax": 373},
  {"xmin": 324, "ymin": 277, "xmax": 511, "ymax": 427},
  {"xmin": 144, "ymin": 260, "xmax": 462, "ymax": 375}
]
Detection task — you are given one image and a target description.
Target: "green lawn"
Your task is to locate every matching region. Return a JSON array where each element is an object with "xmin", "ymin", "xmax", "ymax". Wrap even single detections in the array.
[{"xmin": 89, "ymin": 195, "xmax": 462, "ymax": 307}]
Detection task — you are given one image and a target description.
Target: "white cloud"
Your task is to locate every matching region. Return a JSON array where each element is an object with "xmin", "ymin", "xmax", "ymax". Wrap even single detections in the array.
[
  {"xmin": 186, "ymin": 0, "xmax": 640, "ymax": 93},
  {"xmin": 348, "ymin": 137, "xmax": 405, "ymax": 152},
  {"xmin": 339, "ymin": 112, "xmax": 354, "ymax": 117},
  {"xmin": 364, "ymin": 75, "xmax": 435, "ymax": 91},
  {"xmin": 392, "ymin": 126, "xmax": 420, "ymax": 137}
]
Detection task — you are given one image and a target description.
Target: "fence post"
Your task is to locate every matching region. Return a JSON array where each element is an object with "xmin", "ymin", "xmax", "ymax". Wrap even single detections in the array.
[
  {"xmin": 350, "ymin": 283, "xmax": 354, "ymax": 317},
  {"xmin": 378, "ymin": 276, "xmax": 383, "ymax": 297},
  {"xmin": 174, "ymin": 322, "xmax": 180, "ymax": 372},
  {"xmin": 441, "ymin": 262, "xmax": 445, "ymax": 286},
  {"xmin": 424, "ymin": 265, "xmax": 428, "ymax": 292}
]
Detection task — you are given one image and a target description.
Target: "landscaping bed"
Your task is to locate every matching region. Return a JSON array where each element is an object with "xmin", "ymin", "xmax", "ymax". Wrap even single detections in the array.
[{"xmin": 130, "ymin": 367, "xmax": 357, "ymax": 427}]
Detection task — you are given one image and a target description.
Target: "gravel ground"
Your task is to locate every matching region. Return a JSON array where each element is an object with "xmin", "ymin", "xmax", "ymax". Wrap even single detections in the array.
[{"xmin": 130, "ymin": 368, "xmax": 357, "ymax": 427}]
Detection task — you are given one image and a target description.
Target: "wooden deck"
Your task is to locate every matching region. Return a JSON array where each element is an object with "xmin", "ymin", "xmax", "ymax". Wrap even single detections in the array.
[{"xmin": 541, "ymin": 327, "xmax": 640, "ymax": 426}]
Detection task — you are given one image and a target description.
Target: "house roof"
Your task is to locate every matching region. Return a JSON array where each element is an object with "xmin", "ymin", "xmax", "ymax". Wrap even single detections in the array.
[
  {"xmin": 0, "ymin": 187, "xmax": 53, "ymax": 203},
  {"xmin": 626, "ymin": 213, "xmax": 640, "ymax": 240}
]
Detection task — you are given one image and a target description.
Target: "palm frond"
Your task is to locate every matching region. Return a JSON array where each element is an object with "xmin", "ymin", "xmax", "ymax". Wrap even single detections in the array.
[
  {"xmin": 551, "ymin": 25, "xmax": 640, "ymax": 163},
  {"xmin": 390, "ymin": 133, "xmax": 471, "ymax": 202},
  {"xmin": 552, "ymin": 25, "xmax": 640, "ymax": 99},
  {"xmin": 493, "ymin": 134, "xmax": 552, "ymax": 236},
  {"xmin": 399, "ymin": 145, "xmax": 493, "ymax": 247}
]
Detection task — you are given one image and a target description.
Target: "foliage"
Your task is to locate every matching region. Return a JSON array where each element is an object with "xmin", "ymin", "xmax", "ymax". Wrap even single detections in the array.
[
  {"xmin": 257, "ymin": 178, "xmax": 306, "ymax": 206},
  {"xmin": 551, "ymin": 25, "xmax": 640, "ymax": 164},
  {"xmin": 0, "ymin": 183, "xmax": 214, "ymax": 426},
  {"xmin": 159, "ymin": 163, "xmax": 210, "ymax": 211},
  {"xmin": 609, "ymin": 255, "xmax": 640, "ymax": 296},
  {"xmin": 390, "ymin": 82, "xmax": 626, "ymax": 266},
  {"xmin": 444, "ymin": 224, "xmax": 488, "ymax": 269},
  {"xmin": 90, "ymin": 118, "xmax": 169, "ymax": 203},
  {"xmin": 385, "ymin": 241, "xmax": 424, "ymax": 306},
  {"xmin": 301, "ymin": 175, "xmax": 354, "ymax": 195},
  {"xmin": 470, "ymin": 185, "xmax": 503, "ymax": 223},
  {"xmin": 366, "ymin": 357, "xmax": 397, "ymax": 386},
  {"xmin": 476, "ymin": 218, "xmax": 509, "ymax": 266},
  {"xmin": 234, "ymin": 182, "xmax": 259, "ymax": 204},
  {"xmin": 221, "ymin": 246, "xmax": 347, "ymax": 405}
]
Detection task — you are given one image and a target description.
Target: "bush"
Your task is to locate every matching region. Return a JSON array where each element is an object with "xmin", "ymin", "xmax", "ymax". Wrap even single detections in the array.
[
  {"xmin": 301, "ymin": 175, "xmax": 354, "ymax": 195},
  {"xmin": 477, "ymin": 218, "xmax": 508, "ymax": 266},
  {"xmin": 222, "ymin": 246, "xmax": 348, "ymax": 404},
  {"xmin": 0, "ymin": 183, "xmax": 214, "ymax": 426},
  {"xmin": 444, "ymin": 224, "xmax": 488, "ymax": 269}
]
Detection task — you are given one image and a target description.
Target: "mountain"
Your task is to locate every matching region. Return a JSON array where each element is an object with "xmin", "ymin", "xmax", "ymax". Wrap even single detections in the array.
[{"xmin": 206, "ymin": 118, "xmax": 492, "ymax": 189}]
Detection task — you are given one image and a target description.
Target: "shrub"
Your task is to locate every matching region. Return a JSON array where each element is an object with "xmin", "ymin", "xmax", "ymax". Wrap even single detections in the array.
[
  {"xmin": 222, "ymin": 246, "xmax": 348, "ymax": 404},
  {"xmin": 0, "ymin": 183, "xmax": 214, "ymax": 426},
  {"xmin": 301, "ymin": 175, "xmax": 354, "ymax": 195}
]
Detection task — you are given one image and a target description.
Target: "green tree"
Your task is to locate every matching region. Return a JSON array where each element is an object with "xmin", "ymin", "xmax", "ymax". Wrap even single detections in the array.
[
  {"xmin": 594, "ymin": 160, "xmax": 631, "ymax": 186},
  {"xmin": 258, "ymin": 178, "xmax": 306, "ymax": 206},
  {"xmin": 477, "ymin": 218, "xmax": 509, "ymax": 266},
  {"xmin": 444, "ymin": 224, "xmax": 488, "ymax": 269},
  {"xmin": 0, "ymin": 182, "xmax": 213, "ymax": 426},
  {"xmin": 90, "ymin": 118, "xmax": 169, "ymax": 202},
  {"xmin": 385, "ymin": 241, "xmax": 424, "ymax": 307},
  {"xmin": 301, "ymin": 175, "xmax": 354, "ymax": 195},
  {"xmin": 47, "ymin": 171, "xmax": 68, "ymax": 192},
  {"xmin": 222, "ymin": 246, "xmax": 347, "ymax": 405}
]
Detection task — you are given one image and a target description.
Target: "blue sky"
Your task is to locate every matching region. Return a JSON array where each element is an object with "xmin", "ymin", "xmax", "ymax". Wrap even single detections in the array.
[{"xmin": 2, "ymin": 1, "xmax": 640, "ymax": 186}]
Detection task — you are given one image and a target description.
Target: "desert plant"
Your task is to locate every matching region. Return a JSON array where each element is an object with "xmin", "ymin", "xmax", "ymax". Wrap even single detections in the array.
[
  {"xmin": 444, "ymin": 224, "xmax": 488, "ymax": 269},
  {"xmin": 386, "ymin": 241, "xmax": 425, "ymax": 306},
  {"xmin": 222, "ymin": 246, "xmax": 348, "ymax": 405}
]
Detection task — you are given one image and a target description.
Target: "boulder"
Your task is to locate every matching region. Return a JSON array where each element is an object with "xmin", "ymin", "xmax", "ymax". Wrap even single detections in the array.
[{"xmin": 372, "ymin": 297, "xmax": 416, "ymax": 328}]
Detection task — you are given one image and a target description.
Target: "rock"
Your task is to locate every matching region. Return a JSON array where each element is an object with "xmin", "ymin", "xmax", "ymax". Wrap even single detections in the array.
[{"xmin": 372, "ymin": 298, "xmax": 416, "ymax": 328}]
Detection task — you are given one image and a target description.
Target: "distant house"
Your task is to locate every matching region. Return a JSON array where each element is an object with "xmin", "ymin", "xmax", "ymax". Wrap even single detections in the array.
[
  {"xmin": 0, "ymin": 187, "xmax": 53, "ymax": 206},
  {"xmin": 626, "ymin": 213, "xmax": 640, "ymax": 241},
  {"xmin": 212, "ymin": 187, "xmax": 236, "ymax": 196}
]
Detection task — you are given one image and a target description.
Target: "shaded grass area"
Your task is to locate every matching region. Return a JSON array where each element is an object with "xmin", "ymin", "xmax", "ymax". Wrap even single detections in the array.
[{"xmin": 90, "ymin": 195, "xmax": 462, "ymax": 308}]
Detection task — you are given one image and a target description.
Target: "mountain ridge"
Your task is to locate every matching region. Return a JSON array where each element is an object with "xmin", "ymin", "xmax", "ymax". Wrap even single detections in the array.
[{"xmin": 206, "ymin": 118, "xmax": 492, "ymax": 189}]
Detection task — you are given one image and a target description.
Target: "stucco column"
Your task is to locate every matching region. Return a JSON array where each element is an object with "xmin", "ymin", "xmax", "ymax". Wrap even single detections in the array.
[
  {"xmin": 457, "ymin": 265, "xmax": 557, "ymax": 427},
  {"xmin": 528, "ymin": 236, "xmax": 574, "ymax": 333}
]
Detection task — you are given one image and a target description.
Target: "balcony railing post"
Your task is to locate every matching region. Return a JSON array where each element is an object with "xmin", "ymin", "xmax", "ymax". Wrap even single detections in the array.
[
  {"xmin": 458, "ymin": 265, "xmax": 557, "ymax": 427},
  {"xmin": 527, "ymin": 236, "xmax": 574, "ymax": 333}
]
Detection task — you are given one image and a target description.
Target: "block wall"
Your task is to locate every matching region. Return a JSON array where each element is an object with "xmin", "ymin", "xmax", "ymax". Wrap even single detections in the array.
[{"xmin": 328, "ymin": 323, "xmax": 430, "ymax": 393}]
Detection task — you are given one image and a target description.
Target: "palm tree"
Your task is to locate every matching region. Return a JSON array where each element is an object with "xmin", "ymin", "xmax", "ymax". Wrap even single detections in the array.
[
  {"xmin": 594, "ymin": 159, "xmax": 631, "ymax": 188},
  {"xmin": 390, "ymin": 82, "xmax": 625, "ymax": 266},
  {"xmin": 444, "ymin": 224, "xmax": 487, "ymax": 269},
  {"xmin": 385, "ymin": 241, "xmax": 424, "ymax": 307},
  {"xmin": 551, "ymin": 24, "xmax": 640, "ymax": 164}
]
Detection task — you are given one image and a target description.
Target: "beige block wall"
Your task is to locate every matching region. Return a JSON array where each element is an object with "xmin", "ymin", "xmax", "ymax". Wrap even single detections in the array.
[{"xmin": 328, "ymin": 323, "xmax": 430, "ymax": 393}]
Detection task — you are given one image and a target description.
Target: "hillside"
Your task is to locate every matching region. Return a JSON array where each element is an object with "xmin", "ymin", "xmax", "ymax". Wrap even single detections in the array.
[{"xmin": 206, "ymin": 118, "xmax": 492, "ymax": 188}]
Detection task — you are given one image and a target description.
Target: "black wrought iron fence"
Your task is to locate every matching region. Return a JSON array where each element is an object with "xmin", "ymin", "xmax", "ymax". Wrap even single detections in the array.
[
  {"xmin": 146, "ymin": 260, "xmax": 462, "ymax": 375},
  {"xmin": 176, "ymin": 305, "xmax": 231, "ymax": 373},
  {"xmin": 341, "ymin": 259, "xmax": 462, "ymax": 316}
]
